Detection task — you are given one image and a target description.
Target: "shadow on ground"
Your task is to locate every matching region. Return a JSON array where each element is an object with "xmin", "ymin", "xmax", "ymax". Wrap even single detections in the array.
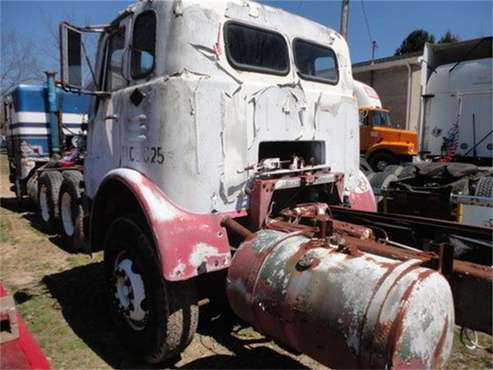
[
  {"xmin": 0, "ymin": 196, "xmax": 78, "ymax": 253},
  {"xmin": 43, "ymin": 262, "xmax": 308, "ymax": 369}
]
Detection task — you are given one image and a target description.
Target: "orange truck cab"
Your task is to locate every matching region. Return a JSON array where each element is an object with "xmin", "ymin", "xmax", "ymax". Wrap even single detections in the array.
[{"xmin": 354, "ymin": 81, "xmax": 418, "ymax": 171}]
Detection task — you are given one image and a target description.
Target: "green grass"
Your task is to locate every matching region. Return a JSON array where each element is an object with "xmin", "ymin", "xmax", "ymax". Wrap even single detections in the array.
[
  {"xmin": 0, "ymin": 216, "xmax": 17, "ymax": 243},
  {"xmin": 17, "ymin": 293, "xmax": 95, "ymax": 368},
  {"xmin": 449, "ymin": 328, "xmax": 493, "ymax": 369},
  {"xmin": 66, "ymin": 253, "xmax": 103, "ymax": 269}
]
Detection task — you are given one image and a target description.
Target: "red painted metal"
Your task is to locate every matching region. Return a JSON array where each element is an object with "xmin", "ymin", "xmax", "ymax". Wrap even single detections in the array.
[
  {"xmin": 0, "ymin": 284, "xmax": 50, "ymax": 370},
  {"xmin": 348, "ymin": 171, "xmax": 377, "ymax": 212},
  {"xmin": 99, "ymin": 169, "xmax": 232, "ymax": 281}
]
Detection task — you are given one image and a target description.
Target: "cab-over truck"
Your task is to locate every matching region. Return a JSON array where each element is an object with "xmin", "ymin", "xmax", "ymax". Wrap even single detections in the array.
[
  {"xmin": 54, "ymin": 1, "xmax": 464, "ymax": 368},
  {"xmin": 3, "ymin": 73, "xmax": 90, "ymax": 250},
  {"xmin": 354, "ymin": 80, "xmax": 418, "ymax": 171}
]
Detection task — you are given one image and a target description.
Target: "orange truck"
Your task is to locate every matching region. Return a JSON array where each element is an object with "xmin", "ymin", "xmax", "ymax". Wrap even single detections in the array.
[{"xmin": 354, "ymin": 81, "xmax": 418, "ymax": 171}]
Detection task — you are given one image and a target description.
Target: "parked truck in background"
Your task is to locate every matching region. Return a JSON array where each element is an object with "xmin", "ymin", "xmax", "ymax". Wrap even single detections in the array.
[
  {"xmin": 3, "ymin": 72, "xmax": 90, "ymax": 250},
  {"xmin": 354, "ymin": 80, "xmax": 418, "ymax": 171},
  {"xmin": 419, "ymin": 36, "xmax": 492, "ymax": 165}
]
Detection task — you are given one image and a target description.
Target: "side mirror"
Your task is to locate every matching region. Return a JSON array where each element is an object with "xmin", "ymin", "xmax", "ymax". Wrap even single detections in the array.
[{"xmin": 60, "ymin": 22, "xmax": 83, "ymax": 89}]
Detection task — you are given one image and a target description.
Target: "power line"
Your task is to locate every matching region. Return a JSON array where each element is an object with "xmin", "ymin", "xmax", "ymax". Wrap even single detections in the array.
[
  {"xmin": 360, "ymin": 0, "xmax": 378, "ymax": 61},
  {"xmin": 360, "ymin": 0, "xmax": 373, "ymax": 43}
]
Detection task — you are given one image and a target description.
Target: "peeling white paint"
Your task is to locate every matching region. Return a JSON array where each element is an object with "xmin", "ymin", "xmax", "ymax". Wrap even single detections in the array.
[
  {"xmin": 189, "ymin": 242, "xmax": 221, "ymax": 267},
  {"xmin": 86, "ymin": 0, "xmax": 359, "ymax": 215}
]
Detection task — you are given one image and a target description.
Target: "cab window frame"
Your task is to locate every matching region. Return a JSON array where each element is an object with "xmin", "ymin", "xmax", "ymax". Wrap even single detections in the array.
[
  {"xmin": 131, "ymin": 10, "xmax": 157, "ymax": 79},
  {"xmin": 293, "ymin": 38, "xmax": 339, "ymax": 85},
  {"xmin": 103, "ymin": 26, "xmax": 127, "ymax": 92},
  {"xmin": 224, "ymin": 21, "xmax": 290, "ymax": 76}
]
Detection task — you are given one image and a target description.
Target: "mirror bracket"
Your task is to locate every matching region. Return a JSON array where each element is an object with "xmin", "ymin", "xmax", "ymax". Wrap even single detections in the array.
[{"xmin": 59, "ymin": 21, "xmax": 109, "ymax": 96}]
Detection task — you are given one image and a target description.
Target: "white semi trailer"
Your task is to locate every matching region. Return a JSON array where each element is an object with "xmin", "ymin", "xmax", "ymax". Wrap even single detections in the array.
[{"xmin": 419, "ymin": 37, "xmax": 492, "ymax": 164}]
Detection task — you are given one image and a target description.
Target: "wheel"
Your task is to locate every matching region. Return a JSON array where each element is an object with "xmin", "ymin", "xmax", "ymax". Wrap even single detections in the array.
[
  {"xmin": 366, "ymin": 172, "xmax": 377, "ymax": 182},
  {"xmin": 59, "ymin": 171, "xmax": 87, "ymax": 252},
  {"xmin": 398, "ymin": 165, "xmax": 417, "ymax": 179},
  {"xmin": 383, "ymin": 164, "xmax": 404, "ymax": 177},
  {"xmin": 368, "ymin": 151, "xmax": 397, "ymax": 172},
  {"xmin": 360, "ymin": 157, "xmax": 374, "ymax": 175},
  {"xmin": 38, "ymin": 171, "xmax": 63, "ymax": 232},
  {"xmin": 370, "ymin": 173, "xmax": 398, "ymax": 202},
  {"xmin": 104, "ymin": 215, "xmax": 198, "ymax": 363},
  {"xmin": 475, "ymin": 176, "xmax": 493, "ymax": 198}
]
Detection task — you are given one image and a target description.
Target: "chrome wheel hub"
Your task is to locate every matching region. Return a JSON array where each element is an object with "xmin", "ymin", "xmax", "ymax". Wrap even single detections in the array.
[{"xmin": 114, "ymin": 256, "xmax": 148, "ymax": 330}]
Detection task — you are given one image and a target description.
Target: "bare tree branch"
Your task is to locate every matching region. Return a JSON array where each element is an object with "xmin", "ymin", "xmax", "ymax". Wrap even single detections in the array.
[{"xmin": 1, "ymin": 30, "xmax": 44, "ymax": 95}]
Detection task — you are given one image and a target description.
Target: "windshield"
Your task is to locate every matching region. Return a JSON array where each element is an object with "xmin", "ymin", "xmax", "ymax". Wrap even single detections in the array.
[{"xmin": 370, "ymin": 111, "xmax": 392, "ymax": 127}]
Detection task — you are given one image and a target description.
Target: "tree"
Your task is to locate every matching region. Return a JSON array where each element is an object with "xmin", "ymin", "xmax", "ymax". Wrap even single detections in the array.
[
  {"xmin": 438, "ymin": 31, "xmax": 461, "ymax": 44},
  {"xmin": 1, "ymin": 30, "xmax": 43, "ymax": 95},
  {"xmin": 394, "ymin": 30, "xmax": 435, "ymax": 56}
]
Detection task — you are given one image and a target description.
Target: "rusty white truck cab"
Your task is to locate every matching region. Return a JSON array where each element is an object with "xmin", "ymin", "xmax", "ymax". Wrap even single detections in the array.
[
  {"xmin": 68, "ymin": 0, "xmax": 374, "ymax": 272},
  {"xmin": 58, "ymin": 0, "xmax": 386, "ymax": 364}
]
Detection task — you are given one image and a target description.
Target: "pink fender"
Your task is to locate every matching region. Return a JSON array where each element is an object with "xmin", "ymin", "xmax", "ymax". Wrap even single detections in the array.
[
  {"xmin": 98, "ymin": 169, "xmax": 235, "ymax": 281},
  {"xmin": 348, "ymin": 170, "xmax": 377, "ymax": 212}
]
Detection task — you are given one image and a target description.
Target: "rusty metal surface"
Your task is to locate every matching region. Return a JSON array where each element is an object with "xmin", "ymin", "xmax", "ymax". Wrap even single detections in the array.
[
  {"xmin": 327, "ymin": 204, "xmax": 493, "ymax": 334},
  {"xmin": 227, "ymin": 229, "xmax": 455, "ymax": 369},
  {"xmin": 221, "ymin": 216, "xmax": 254, "ymax": 241},
  {"xmin": 329, "ymin": 205, "xmax": 493, "ymax": 248},
  {"xmin": 95, "ymin": 169, "xmax": 232, "ymax": 281}
]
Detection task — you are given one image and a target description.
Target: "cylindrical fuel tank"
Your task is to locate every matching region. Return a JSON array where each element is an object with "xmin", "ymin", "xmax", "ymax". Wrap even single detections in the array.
[{"xmin": 226, "ymin": 230, "xmax": 454, "ymax": 369}]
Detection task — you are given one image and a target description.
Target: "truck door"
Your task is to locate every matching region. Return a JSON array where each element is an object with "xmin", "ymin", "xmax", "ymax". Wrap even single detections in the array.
[
  {"xmin": 85, "ymin": 21, "xmax": 130, "ymax": 197},
  {"xmin": 120, "ymin": 11, "xmax": 163, "ymax": 175}
]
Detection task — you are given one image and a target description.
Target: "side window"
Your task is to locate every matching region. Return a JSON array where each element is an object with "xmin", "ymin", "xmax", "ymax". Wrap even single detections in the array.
[
  {"xmin": 105, "ymin": 28, "xmax": 126, "ymax": 91},
  {"xmin": 293, "ymin": 39, "xmax": 338, "ymax": 84},
  {"xmin": 359, "ymin": 111, "xmax": 369, "ymax": 126},
  {"xmin": 131, "ymin": 11, "xmax": 156, "ymax": 78},
  {"xmin": 224, "ymin": 22, "xmax": 289, "ymax": 75}
]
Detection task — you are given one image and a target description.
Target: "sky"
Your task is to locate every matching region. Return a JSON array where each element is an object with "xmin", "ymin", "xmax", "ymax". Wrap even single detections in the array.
[{"xmin": 1, "ymin": 0, "xmax": 492, "ymax": 73}]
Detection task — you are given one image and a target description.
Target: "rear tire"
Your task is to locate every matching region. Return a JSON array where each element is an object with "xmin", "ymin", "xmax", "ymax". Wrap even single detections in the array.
[
  {"xmin": 59, "ymin": 171, "xmax": 87, "ymax": 252},
  {"xmin": 398, "ymin": 165, "xmax": 417, "ymax": 179},
  {"xmin": 104, "ymin": 215, "xmax": 198, "ymax": 363},
  {"xmin": 383, "ymin": 164, "xmax": 404, "ymax": 177},
  {"xmin": 368, "ymin": 151, "xmax": 397, "ymax": 172},
  {"xmin": 370, "ymin": 173, "xmax": 398, "ymax": 202},
  {"xmin": 38, "ymin": 171, "xmax": 63, "ymax": 232},
  {"xmin": 360, "ymin": 157, "xmax": 374, "ymax": 175}
]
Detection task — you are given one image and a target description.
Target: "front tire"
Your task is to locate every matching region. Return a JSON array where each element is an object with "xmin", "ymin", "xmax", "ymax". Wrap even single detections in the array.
[
  {"xmin": 104, "ymin": 215, "xmax": 198, "ymax": 363},
  {"xmin": 368, "ymin": 151, "xmax": 397, "ymax": 172}
]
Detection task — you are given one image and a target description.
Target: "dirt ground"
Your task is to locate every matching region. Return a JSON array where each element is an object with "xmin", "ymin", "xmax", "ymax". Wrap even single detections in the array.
[{"xmin": 0, "ymin": 152, "xmax": 492, "ymax": 369}]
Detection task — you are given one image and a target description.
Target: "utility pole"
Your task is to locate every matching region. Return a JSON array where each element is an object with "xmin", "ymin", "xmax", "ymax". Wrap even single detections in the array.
[
  {"xmin": 340, "ymin": 0, "xmax": 349, "ymax": 40},
  {"xmin": 371, "ymin": 40, "xmax": 378, "ymax": 63}
]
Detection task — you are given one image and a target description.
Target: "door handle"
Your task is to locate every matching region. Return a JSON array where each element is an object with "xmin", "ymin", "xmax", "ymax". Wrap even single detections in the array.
[{"xmin": 104, "ymin": 114, "xmax": 119, "ymax": 121}]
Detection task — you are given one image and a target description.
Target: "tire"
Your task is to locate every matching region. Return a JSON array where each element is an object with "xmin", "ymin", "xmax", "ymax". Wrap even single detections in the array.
[
  {"xmin": 104, "ymin": 215, "xmax": 198, "ymax": 363},
  {"xmin": 383, "ymin": 165, "xmax": 404, "ymax": 177},
  {"xmin": 368, "ymin": 151, "xmax": 397, "ymax": 172},
  {"xmin": 360, "ymin": 158, "xmax": 374, "ymax": 175},
  {"xmin": 38, "ymin": 171, "xmax": 63, "ymax": 232},
  {"xmin": 366, "ymin": 172, "xmax": 377, "ymax": 182},
  {"xmin": 475, "ymin": 177, "xmax": 493, "ymax": 198},
  {"xmin": 59, "ymin": 171, "xmax": 87, "ymax": 252},
  {"xmin": 370, "ymin": 172, "xmax": 398, "ymax": 202},
  {"xmin": 398, "ymin": 165, "xmax": 417, "ymax": 179}
]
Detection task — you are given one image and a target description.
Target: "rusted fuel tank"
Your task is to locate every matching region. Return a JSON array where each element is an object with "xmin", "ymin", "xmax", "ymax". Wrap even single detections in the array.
[{"xmin": 226, "ymin": 230, "xmax": 454, "ymax": 369}]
